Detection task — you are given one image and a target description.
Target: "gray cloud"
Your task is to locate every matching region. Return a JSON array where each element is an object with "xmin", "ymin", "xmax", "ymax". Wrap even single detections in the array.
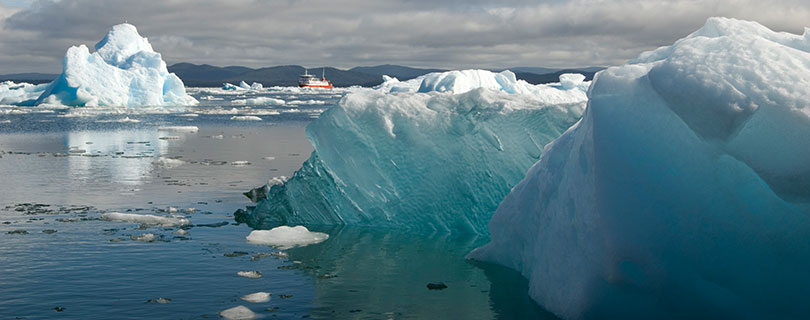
[{"xmin": 1, "ymin": 0, "xmax": 810, "ymax": 73}]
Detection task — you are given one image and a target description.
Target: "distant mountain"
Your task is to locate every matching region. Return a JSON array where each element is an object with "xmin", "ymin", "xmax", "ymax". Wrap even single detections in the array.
[
  {"xmin": 349, "ymin": 64, "xmax": 446, "ymax": 81},
  {"xmin": 0, "ymin": 73, "xmax": 58, "ymax": 84},
  {"xmin": 503, "ymin": 66, "xmax": 560, "ymax": 75},
  {"xmin": 168, "ymin": 63, "xmax": 382, "ymax": 87}
]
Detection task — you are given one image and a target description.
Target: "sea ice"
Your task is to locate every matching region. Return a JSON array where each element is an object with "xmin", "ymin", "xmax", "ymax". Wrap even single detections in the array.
[
  {"xmin": 0, "ymin": 81, "xmax": 48, "ymax": 106},
  {"xmin": 152, "ymin": 157, "xmax": 185, "ymax": 168},
  {"xmin": 240, "ymin": 292, "xmax": 271, "ymax": 303},
  {"xmin": 35, "ymin": 23, "xmax": 197, "ymax": 107},
  {"xmin": 219, "ymin": 305, "xmax": 256, "ymax": 320},
  {"xmin": 230, "ymin": 115, "xmax": 262, "ymax": 121},
  {"xmin": 131, "ymin": 233, "xmax": 156, "ymax": 242},
  {"xmin": 157, "ymin": 126, "xmax": 198, "ymax": 133},
  {"xmin": 245, "ymin": 225, "xmax": 329, "ymax": 249},
  {"xmin": 101, "ymin": 212, "xmax": 190, "ymax": 227},
  {"xmin": 237, "ymin": 271, "xmax": 262, "ymax": 279},
  {"xmin": 237, "ymin": 84, "xmax": 586, "ymax": 234},
  {"xmin": 469, "ymin": 17, "xmax": 810, "ymax": 319},
  {"xmin": 232, "ymin": 97, "xmax": 285, "ymax": 105}
]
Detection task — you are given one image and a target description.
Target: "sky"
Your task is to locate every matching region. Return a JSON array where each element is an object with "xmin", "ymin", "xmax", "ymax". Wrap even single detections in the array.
[{"xmin": 1, "ymin": 0, "xmax": 809, "ymax": 74}]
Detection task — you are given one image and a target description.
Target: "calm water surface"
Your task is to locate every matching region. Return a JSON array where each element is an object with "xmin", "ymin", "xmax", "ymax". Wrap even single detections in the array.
[{"xmin": 0, "ymin": 87, "xmax": 554, "ymax": 319}]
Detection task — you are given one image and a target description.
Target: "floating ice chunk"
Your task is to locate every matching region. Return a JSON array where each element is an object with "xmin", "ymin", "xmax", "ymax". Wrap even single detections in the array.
[
  {"xmin": 174, "ymin": 229, "xmax": 188, "ymax": 235},
  {"xmin": 96, "ymin": 117, "xmax": 140, "ymax": 123},
  {"xmin": 237, "ymin": 271, "xmax": 262, "ymax": 279},
  {"xmin": 220, "ymin": 305, "xmax": 255, "ymax": 320},
  {"xmin": 246, "ymin": 226, "xmax": 329, "ymax": 249},
  {"xmin": 178, "ymin": 113, "xmax": 199, "ymax": 117},
  {"xmin": 102, "ymin": 212, "xmax": 189, "ymax": 226},
  {"xmin": 222, "ymin": 83, "xmax": 243, "ymax": 91},
  {"xmin": 131, "ymin": 233, "xmax": 156, "ymax": 242},
  {"xmin": 157, "ymin": 126, "xmax": 198, "ymax": 133},
  {"xmin": 231, "ymin": 161, "xmax": 251, "ymax": 166},
  {"xmin": 287, "ymin": 100, "xmax": 328, "ymax": 105},
  {"xmin": 470, "ymin": 17, "xmax": 810, "ymax": 319},
  {"xmin": 152, "ymin": 157, "xmax": 185, "ymax": 168},
  {"xmin": 250, "ymin": 82, "xmax": 263, "ymax": 90},
  {"xmin": 240, "ymin": 292, "xmax": 271, "ymax": 303},
  {"xmin": 230, "ymin": 115, "xmax": 262, "ymax": 121},
  {"xmin": 35, "ymin": 24, "xmax": 197, "ymax": 107},
  {"xmin": 239, "ymin": 81, "xmax": 251, "ymax": 89},
  {"xmin": 262, "ymin": 156, "xmax": 275, "ymax": 161},
  {"xmin": 558, "ymin": 73, "xmax": 586, "ymax": 90},
  {"xmin": 232, "ymin": 97, "xmax": 285, "ymax": 105}
]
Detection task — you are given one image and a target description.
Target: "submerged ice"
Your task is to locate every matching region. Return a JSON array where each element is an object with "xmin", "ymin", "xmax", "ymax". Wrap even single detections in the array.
[
  {"xmin": 237, "ymin": 70, "xmax": 588, "ymax": 234},
  {"xmin": 469, "ymin": 18, "xmax": 810, "ymax": 319}
]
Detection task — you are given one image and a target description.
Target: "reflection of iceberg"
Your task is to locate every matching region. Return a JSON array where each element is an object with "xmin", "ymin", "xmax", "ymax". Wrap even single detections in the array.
[
  {"xmin": 237, "ymin": 71, "xmax": 588, "ymax": 234},
  {"xmin": 284, "ymin": 226, "xmax": 556, "ymax": 319},
  {"xmin": 470, "ymin": 18, "xmax": 810, "ymax": 319},
  {"xmin": 34, "ymin": 23, "xmax": 197, "ymax": 107},
  {"xmin": 67, "ymin": 129, "xmax": 171, "ymax": 185}
]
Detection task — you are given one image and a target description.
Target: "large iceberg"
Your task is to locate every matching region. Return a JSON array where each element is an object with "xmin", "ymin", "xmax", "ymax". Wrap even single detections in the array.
[
  {"xmin": 236, "ymin": 69, "xmax": 588, "ymax": 234},
  {"xmin": 35, "ymin": 23, "xmax": 197, "ymax": 107},
  {"xmin": 469, "ymin": 18, "xmax": 810, "ymax": 319}
]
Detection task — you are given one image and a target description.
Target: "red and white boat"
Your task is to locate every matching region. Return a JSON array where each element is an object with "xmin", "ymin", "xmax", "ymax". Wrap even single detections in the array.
[{"xmin": 298, "ymin": 69, "xmax": 333, "ymax": 89}]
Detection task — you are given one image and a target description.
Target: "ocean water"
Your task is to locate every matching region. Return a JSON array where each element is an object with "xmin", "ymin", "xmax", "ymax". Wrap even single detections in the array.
[{"xmin": 0, "ymin": 87, "xmax": 554, "ymax": 319}]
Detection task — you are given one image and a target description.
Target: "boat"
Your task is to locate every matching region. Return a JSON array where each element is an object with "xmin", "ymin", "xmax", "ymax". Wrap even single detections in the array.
[{"xmin": 298, "ymin": 68, "xmax": 333, "ymax": 89}]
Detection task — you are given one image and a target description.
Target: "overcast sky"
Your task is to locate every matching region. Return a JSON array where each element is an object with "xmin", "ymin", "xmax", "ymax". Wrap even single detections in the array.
[{"xmin": 1, "ymin": 0, "xmax": 809, "ymax": 73}]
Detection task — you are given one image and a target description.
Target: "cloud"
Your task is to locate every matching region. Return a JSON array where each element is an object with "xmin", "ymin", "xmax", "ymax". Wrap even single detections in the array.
[{"xmin": 1, "ymin": 0, "xmax": 809, "ymax": 73}]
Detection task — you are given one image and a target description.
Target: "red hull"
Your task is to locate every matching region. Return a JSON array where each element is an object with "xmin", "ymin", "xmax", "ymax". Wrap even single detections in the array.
[{"xmin": 299, "ymin": 84, "xmax": 333, "ymax": 89}]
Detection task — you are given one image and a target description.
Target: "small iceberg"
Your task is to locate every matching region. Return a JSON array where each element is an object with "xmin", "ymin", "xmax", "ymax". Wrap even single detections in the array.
[
  {"xmin": 240, "ymin": 292, "xmax": 271, "ymax": 303},
  {"xmin": 230, "ymin": 115, "xmax": 262, "ymax": 121},
  {"xmin": 219, "ymin": 305, "xmax": 256, "ymax": 320},
  {"xmin": 237, "ymin": 271, "xmax": 262, "ymax": 279},
  {"xmin": 246, "ymin": 225, "xmax": 329, "ymax": 249}
]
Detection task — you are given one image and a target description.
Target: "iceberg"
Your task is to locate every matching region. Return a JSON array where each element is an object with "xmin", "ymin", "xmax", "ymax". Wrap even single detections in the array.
[
  {"xmin": 236, "ymin": 70, "xmax": 588, "ymax": 234},
  {"xmin": 469, "ymin": 17, "xmax": 810, "ymax": 319},
  {"xmin": 35, "ymin": 23, "xmax": 197, "ymax": 107},
  {"xmin": 0, "ymin": 81, "xmax": 48, "ymax": 106}
]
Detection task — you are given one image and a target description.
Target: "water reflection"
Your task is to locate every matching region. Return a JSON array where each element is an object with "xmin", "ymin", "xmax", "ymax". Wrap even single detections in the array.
[
  {"xmin": 285, "ymin": 226, "xmax": 558, "ymax": 319},
  {"xmin": 67, "ymin": 129, "xmax": 173, "ymax": 186}
]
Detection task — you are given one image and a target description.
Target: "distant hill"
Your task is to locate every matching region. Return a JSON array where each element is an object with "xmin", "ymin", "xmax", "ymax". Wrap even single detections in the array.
[
  {"xmin": 0, "ymin": 73, "xmax": 57, "ymax": 84},
  {"xmin": 349, "ymin": 64, "xmax": 446, "ymax": 81},
  {"xmin": 168, "ymin": 64, "xmax": 383, "ymax": 87},
  {"xmin": 0, "ymin": 64, "xmax": 606, "ymax": 88}
]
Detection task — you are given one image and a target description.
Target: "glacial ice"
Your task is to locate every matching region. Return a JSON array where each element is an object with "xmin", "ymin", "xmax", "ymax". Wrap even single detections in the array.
[
  {"xmin": 236, "ymin": 71, "xmax": 588, "ymax": 234},
  {"xmin": 34, "ymin": 23, "xmax": 197, "ymax": 107},
  {"xmin": 469, "ymin": 17, "xmax": 810, "ymax": 319},
  {"xmin": 245, "ymin": 225, "xmax": 329, "ymax": 249},
  {"xmin": 0, "ymin": 81, "xmax": 48, "ymax": 106}
]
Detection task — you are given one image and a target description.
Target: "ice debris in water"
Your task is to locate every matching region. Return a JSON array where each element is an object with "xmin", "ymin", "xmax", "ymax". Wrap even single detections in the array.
[
  {"xmin": 469, "ymin": 17, "xmax": 810, "ymax": 319},
  {"xmin": 157, "ymin": 126, "xmax": 198, "ymax": 133},
  {"xmin": 152, "ymin": 157, "xmax": 185, "ymax": 168},
  {"xmin": 237, "ymin": 271, "xmax": 262, "ymax": 279},
  {"xmin": 101, "ymin": 212, "xmax": 189, "ymax": 227},
  {"xmin": 34, "ymin": 23, "xmax": 197, "ymax": 107},
  {"xmin": 131, "ymin": 233, "xmax": 156, "ymax": 242},
  {"xmin": 232, "ymin": 97, "xmax": 285, "ymax": 105},
  {"xmin": 237, "ymin": 82, "xmax": 586, "ymax": 234},
  {"xmin": 230, "ymin": 115, "xmax": 262, "ymax": 121},
  {"xmin": 219, "ymin": 305, "xmax": 256, "ymax": 320},
  {"xmin": 246, "ymin": 226, "xmax": 328, "ymax": 249},
  {"xmin": 240, "ymin": 292, "xmax": 271, "ymax": 303}
]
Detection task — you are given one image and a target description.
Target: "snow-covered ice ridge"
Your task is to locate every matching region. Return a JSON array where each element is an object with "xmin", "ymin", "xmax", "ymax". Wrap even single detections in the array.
[
  {"xmin": 2, "ymin": 24, "xmax": 196, "ymax": 107},
  {"xmin": 237, "ymin": 69, "xmax": 588, "ymax": 234},
  {"xmin": 469, "ymin": 17, "xmax": 810, "ymax": 319}
]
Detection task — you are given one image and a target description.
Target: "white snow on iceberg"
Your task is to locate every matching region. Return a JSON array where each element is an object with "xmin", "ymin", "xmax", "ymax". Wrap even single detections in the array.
[
  {"xmin": 469, "ymin": 17, "xmax": 810, "ymax": 319},
  {"xmin": 35, "ymin": 23, "xmax": 197, "ymax": 107},
  {"xmin": 236, "ymin": 73, "xmax": 587, "ymax": 234}
]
